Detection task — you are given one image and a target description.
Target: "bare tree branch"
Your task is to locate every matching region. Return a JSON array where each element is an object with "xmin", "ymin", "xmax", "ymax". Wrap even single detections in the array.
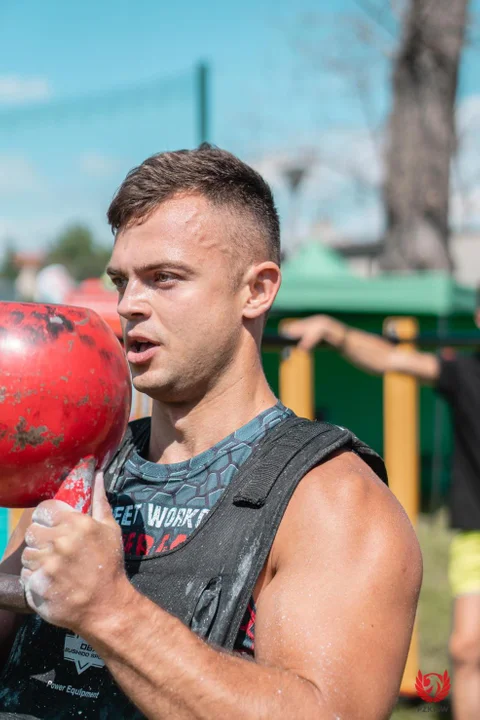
[{"xmin": 352, "ymin": 0, "xmax": 399, "ymax": 37}]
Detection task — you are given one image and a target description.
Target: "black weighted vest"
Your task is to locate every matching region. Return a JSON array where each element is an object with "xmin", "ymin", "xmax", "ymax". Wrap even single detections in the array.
[{"xmin": 0, "ymin": 416, "xmax": 387, "ymax": 720}]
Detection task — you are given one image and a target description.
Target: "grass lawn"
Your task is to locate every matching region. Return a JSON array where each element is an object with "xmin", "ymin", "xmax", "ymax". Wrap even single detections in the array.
[{"xmin": 391, "ymin": 511, "xmax": 454, "ymax": 719}]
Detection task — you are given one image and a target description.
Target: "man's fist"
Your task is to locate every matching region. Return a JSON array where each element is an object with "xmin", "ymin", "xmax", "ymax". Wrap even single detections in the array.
[{"xmin": 20, "ymin": 473, "xmax": 130, "ymax": 635}]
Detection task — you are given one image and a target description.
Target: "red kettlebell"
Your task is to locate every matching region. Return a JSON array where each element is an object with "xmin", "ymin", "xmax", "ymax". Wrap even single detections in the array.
[{"xmin": 0, "ymin": 301, "xmax": 132, "ymax": 510}]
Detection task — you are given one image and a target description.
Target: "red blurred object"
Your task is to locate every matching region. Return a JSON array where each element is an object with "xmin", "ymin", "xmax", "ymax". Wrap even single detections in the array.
[{"xmin": 0, "ymin": 302, "xmax": 132, "ymax": 508}]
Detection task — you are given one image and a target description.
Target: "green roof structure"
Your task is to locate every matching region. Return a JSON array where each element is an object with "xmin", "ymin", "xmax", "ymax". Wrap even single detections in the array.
[
  {"xmin": 281, "ymin": 239, "xmax": 353, "ymax": 279},
  {"xmin": 274, "ymin": 239, "xmax": 476, "ymax": 317}
]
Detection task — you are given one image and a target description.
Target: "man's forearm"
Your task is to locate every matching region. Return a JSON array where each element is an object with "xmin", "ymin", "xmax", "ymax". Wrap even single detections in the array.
[
  {"xmin": 84, "ymin": 587, "xmax": 327, "ymax": 720},
  {"xmin": 323, "ymin": 318, "xmax": 439, "ymax": 382},
  {"xmin": 323, "ymin": 318, "xmax": 394, "ymax": 375}
]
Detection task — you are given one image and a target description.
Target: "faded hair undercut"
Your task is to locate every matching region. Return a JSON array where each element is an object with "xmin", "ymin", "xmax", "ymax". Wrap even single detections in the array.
[{"xmin": 107, "ymin": 143, "xmax": 281, "ymax": 268}]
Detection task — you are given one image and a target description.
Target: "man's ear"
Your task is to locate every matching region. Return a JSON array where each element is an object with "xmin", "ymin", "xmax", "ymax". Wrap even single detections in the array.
[{"xmin": 242, "ymin": 262, "xmax": 281, "ymax": 320}]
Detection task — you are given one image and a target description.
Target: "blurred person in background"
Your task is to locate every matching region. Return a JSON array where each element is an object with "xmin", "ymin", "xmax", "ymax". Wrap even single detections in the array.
[
  {"xmin": 34, "ymin": 264, "xmax": 75, "ymax": 305},
  {"xmin": 286, "ymin": 311, "xmax": 480, "ymax": 720},
  {"xmin": 13, "ymin": 253, "xmax": 43, "ymax": 302}
]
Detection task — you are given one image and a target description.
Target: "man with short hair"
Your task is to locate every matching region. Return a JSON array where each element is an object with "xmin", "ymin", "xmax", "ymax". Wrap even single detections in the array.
[
  {"xmin": 0, "ymin": 145, "xmax": 421, "ymax": 720},
  {"xmin": 286, "ymin": 312, "xmax": 480, "ymax": 720}
]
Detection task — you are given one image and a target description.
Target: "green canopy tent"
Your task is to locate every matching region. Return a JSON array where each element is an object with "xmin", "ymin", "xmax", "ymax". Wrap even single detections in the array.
[{"xmin": 273, "ymin": 239, "xmax": 475, "ymax": 316}]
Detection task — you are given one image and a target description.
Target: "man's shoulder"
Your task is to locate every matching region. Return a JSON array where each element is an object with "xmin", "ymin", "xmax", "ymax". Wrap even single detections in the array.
[
  {"xmin": 270, "ymin": 449, "xmax": 412, "ymax": 570},
  {"xmin": 295, "ymin": 450, "xmax": 390, "ymax": 519},
  {"xmin": 272, "ymin": 417, "xmax": 387, "ymax": 486},
  {"xmin": 274, "ymin": 449, "xmax": 422, "ymax": 607}
]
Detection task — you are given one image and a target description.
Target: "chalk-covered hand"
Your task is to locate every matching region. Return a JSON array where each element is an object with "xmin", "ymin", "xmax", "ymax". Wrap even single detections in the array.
[{"xmin": 21, "ymin": 473, "xmax": 130, "ymax": 635}]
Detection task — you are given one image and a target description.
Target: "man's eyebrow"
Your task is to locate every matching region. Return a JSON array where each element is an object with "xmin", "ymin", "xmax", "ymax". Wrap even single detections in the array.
[
  {"xmin": 106, "ymin": 262, "xmax": 194, "ymax": 277},
  {"xmin": 106, "ymin": 266, "xmax": 124, "ymax": 277}
]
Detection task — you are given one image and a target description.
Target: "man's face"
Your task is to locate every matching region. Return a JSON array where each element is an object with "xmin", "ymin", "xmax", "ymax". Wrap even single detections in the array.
[{"xmin": 107, "ymin": 194, "xmax": 250, "ymax": 402}]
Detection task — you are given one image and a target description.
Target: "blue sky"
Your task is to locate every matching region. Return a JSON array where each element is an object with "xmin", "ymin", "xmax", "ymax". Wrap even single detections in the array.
[{"xmin": 1, "ymin": 0, "xmax": 480, "ymax": 255}]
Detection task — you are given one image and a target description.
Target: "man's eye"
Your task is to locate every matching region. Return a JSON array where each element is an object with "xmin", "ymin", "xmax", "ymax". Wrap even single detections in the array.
[
  {"xmin": 111, "ymin": 277, "xmax": 126, "ymax": 290},
  {"xmin": 155, "ymin": 273, "xmax": 176, "ymax": 284}
]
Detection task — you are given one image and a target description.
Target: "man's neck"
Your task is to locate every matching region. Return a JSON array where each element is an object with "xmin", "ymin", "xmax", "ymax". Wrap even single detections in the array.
[{"xmin": 147, "ymin": 367, "xmax": 278, "ymax": 464}]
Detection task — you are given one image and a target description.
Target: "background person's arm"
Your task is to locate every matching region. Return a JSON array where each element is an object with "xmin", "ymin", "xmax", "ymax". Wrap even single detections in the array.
[
  {"xmin": 285, "ymin": 314, "xmax": 440, "ymax": 383},
  {"xmin": 0, "ymin": 508, "xmax": 34, "ymax": 667}
]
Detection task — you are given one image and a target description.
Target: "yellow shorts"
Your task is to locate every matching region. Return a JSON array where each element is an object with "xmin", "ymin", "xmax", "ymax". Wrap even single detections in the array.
[{"xmin": 449, "ymin": 531, "xmax": 480, "ymax": 597}]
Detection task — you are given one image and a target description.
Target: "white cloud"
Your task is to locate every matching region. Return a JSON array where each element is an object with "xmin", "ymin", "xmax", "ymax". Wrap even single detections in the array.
[
  {"xmin": 336, "ymin": 202, "xmax": 383, "ymax": 239},
  {"xmin": 250, "ymin": 130, "xmax": 384, "ymax": 247},
  {"xmin": 451, "ymin": 185, "xmax": 480, "ymax": 228},
  {"xmin": 0, "ymin": 207, "xmax": 111, "ymax": 256},
  {"xmin": 0, "ymin": 156, "xmax": 39, "ymax": 193},
  {"xmin": 450, "ymin": 94, "xmax": 480, "ymax": 228},
  {"xmin": 317, "ymin": 129, "xmax": 384, "ymax": 188},
  {"xmin": 252, "ymin": 129, "xmax": 383, "ymax": 191},
  {"xmin": 457, "ymin": 95, "xmax": 480, "ymax": 133},
  {"xmin": 0, "ymin": 76, "xmax": 52, "ymax": 105},
  {"xmin": 79, "ymin": 152, "xmax": 119, "ymax": 178},
  {"xmin": 251, "ymin": 102, "xmax": 480, "ymax": 242}
]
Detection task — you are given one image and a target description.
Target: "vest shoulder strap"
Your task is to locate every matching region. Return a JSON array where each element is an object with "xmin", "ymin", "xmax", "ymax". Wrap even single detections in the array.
[
  {"xmin": 221, "ymin": 416, "xmax": 387, "ymax": 649},
  {"xmin": 104, "ymin": 416, "xmax": 151, "ymax": 494},
  {"xmin": 232, "ymin": 416, "xmax": 387, "ymax": 507}
]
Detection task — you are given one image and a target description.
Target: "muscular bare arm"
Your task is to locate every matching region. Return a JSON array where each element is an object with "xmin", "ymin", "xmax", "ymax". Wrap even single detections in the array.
[
  {"xmin": 22, "ymin": 458, "xmax": 421, "ymax": 719},
  {"xmin": 0, "ymin": 508, "xmax": 34, "ymax": 666},
  {"xmin": 285, "ymin": 315, "xmax": 439, "ymax": 383}
]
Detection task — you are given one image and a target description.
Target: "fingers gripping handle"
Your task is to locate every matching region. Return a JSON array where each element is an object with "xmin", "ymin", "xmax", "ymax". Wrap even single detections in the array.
[
  {"xmin": 0, "ymin": 457, "xmax": 97, "ymax": 614},
  {"xmin": 54, "ymin": 456, "xmax": 96, "ymax": 513}
]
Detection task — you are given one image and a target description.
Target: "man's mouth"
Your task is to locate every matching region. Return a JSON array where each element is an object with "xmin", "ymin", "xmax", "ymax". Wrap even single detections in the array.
[
  {"xmin": 126, "ymin": 339, "xmax": 159, "ymax": 365},
  {"xmin": 129, "ymin": 340, "xmax": 156, "ymax": 353}
]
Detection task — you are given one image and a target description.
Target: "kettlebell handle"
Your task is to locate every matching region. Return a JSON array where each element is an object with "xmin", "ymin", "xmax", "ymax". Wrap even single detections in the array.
[{"xmin": 0, "ymin": 457, "xmax": 96, "ymax": 614}]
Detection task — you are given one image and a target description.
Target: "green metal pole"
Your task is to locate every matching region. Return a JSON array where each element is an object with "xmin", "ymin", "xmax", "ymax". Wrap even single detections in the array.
[{"xmin": 197, "ymin": 62, "xmax": 209, "ymax": 145}]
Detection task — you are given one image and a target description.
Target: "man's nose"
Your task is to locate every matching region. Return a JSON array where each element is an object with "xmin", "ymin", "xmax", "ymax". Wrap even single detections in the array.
[{"xmin": 117, "ymin": 280, "xmax": 151, "ymax": 320}]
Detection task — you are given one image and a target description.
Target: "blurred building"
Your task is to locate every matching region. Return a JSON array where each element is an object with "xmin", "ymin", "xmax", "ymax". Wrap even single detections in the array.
[
  {"xmin": 451, "ymin": 230, "xmax": 480, "ymax": 287},
  {"xmin": 310, "ymin": 221, "xmax": 480, "ymax": 287}
]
